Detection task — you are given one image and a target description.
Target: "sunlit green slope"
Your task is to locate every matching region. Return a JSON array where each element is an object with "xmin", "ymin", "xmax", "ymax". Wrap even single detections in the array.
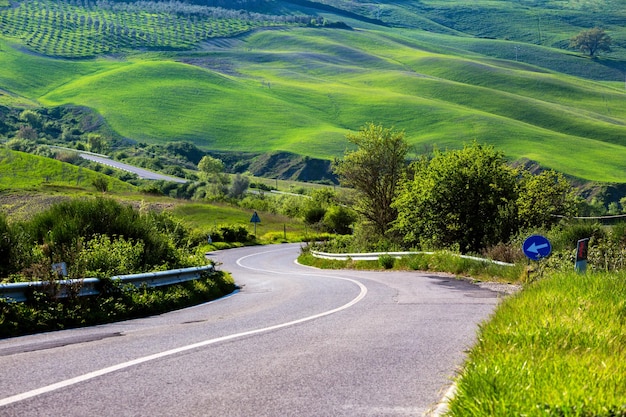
[{"xmin": 1, "ymin": 0, "xmax": 626, "ymax": 182}]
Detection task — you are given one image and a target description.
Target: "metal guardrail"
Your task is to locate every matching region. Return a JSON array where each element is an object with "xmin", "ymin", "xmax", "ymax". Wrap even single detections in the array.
[
  {"xmin": 310, "ymin": 250, "xmax": 514, "ymax": 266},
  {"xmin": 0, "ymin": 265, "xmax": 214, "ymax": 303}
]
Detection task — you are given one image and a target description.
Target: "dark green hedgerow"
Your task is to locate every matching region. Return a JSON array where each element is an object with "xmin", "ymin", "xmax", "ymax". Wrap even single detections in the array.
[{"xmin": 0, "ymin": 270, "xmax": 236, "ymax": 338}]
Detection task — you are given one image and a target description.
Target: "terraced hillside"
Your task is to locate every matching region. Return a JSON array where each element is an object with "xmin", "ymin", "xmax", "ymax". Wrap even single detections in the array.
[{"xmin": 1, "ymin": 0, "xmax": 625, "ymax": 182}]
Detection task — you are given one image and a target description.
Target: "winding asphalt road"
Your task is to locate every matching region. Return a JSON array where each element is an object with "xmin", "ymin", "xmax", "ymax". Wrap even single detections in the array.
[{"xmin": 0, "ymin": 244, "xmax": 502, "ymax": 416}]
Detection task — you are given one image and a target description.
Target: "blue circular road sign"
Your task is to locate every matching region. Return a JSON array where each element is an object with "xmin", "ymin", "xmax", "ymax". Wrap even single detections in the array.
[{"xmin": 523, "ymin": 235, "xmax": 552, "ymax": 260}]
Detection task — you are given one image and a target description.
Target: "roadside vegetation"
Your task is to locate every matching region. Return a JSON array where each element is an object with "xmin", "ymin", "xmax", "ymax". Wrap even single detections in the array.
[
  {"xmin": 306, "ymin": 124, "xmax": 626, "ymax": 415},
  {"xmin": 447, "ymin": 271, "xmax": 626, "ymax": 417},
  {"xmin": 0, "ymin": 197, "xmax": 240, "ymax": 337},
  {"xmin": 1, "ymin": 0, "xmax": 626, "ymax": 409}
]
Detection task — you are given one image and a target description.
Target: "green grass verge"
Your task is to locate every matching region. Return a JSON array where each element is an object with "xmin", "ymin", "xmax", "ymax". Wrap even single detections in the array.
[
  {"xmin": 298, "ymin": 251, "xmax": 523, "ymax": 283},
  {"xmin": 448, "ymin": 271, "xmax": 626, "ymax": 416}
]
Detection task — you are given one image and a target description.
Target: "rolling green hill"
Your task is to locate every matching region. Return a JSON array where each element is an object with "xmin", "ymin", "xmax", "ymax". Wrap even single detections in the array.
[
  {"xmin": 1, "ymin": 0, "xmax": 626, "ymax": 182},
  {"xmin": 0, "ymin": 148, "xmax": 136, "ymax": 193}
]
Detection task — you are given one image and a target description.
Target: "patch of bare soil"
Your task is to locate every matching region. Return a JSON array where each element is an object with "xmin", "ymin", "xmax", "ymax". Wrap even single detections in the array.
[{"xmin": 0, "ymin": 192, "xmax": 70, "ymax": 221}]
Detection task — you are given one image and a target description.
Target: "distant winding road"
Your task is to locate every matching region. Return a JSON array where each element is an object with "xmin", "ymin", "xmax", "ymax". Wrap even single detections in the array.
[
  {"xmin": 78, "ymin": 152, "xmax": 187, "ymax": 183},
  {"xmin": 0, "ymin": 244, "xmax": 502, "ymax": 416}
]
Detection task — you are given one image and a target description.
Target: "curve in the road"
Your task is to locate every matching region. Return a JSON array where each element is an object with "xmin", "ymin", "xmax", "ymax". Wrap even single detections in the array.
[{"xmin": 0, "ymin": 247, "xmax": 367, "ymax": 408}]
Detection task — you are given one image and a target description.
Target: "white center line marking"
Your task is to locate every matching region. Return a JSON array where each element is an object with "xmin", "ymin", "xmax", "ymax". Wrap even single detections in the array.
[{"xmin": 0, "ymin": 247, "xmax": 367, "ymax": 407}]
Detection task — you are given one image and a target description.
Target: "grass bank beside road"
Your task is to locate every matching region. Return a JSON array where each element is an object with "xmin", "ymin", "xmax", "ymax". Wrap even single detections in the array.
[{"xmin": 447, "ymin": 271, "xmax": 626, "ymax": 417}]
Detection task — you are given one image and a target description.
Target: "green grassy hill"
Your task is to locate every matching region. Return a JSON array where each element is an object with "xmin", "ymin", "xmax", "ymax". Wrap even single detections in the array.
[
  {"xmin": 0, "ymin": 148, "xmax": 136, "ymax": 193},
  {"xmin": 1, "ymin": 0, "xmax": 626, "ymax": 182}
]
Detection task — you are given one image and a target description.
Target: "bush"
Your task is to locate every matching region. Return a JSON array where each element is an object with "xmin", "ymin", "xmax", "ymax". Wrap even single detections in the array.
[
  {"xmin": 323, "ymin": 205, "xmax": 356, "ymax": 234},
  {"xmin": 219, "ymin": 225, "xmax": 250, "ymax": 243},
  {"xmin": 23, "ymin": 198, "xmax": 183, "ymax": 276},
  {"xmin": 304, "ymin": 206, "xmax": 326, "ymax": 225},
  {"xmin": 73, "ymin": 235, "xmax": 145, "ymax": 278},
  {"xmin": 378, "ymin": 254, "xmax": 395, "ymax": 269},
  {"xmin": 407, "ymin": 254, "xmax": 429, "ymax": 271},
  {"xmin": 92, "ymin": 177, "xmax": 109, "ymax": 192},
  {"xmin": 0, "ymin": 213, "xmax": 13, "ymax": 277},
  {"xmin": 0, "ymin": 271, "xmax": 236, "ymax": 338}
]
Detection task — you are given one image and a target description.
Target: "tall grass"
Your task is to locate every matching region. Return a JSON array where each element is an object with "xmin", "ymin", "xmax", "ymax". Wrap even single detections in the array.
[{"xmin": 448, "ymin": 271, "xmax": 626, "ymax": 416}]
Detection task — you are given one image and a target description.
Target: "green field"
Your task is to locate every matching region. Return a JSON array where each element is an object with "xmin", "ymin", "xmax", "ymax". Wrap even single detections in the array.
[
  {"xmin": 0, "ymin": 148, "xmax": 308, "ymax": 241},
  {"xmin": 0, "ymin": 148, "xmax": 135, "ymax": 193},
  {"xmin": 1, "ymin": 0, "xmax": 626, "ymax": 182}
]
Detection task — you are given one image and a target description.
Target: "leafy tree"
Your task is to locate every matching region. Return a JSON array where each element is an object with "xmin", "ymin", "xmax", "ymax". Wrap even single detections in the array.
[
  {"xmin": 229, "ymin": 173, "xmax": 250, "ymax": 199},
  {"xmin": 393, "ymin": 142, "xmax": 518, "ymax": 253},
  {"xmin": 87, "ymin": 134, "xmax": 109, "ymax": 154},
  {"xmin": 198, "ymin": 155, "xmax": 225, "ymax": 179},
  {"xmin": 165, "ymin": 141, "xmax": 205, "ymax": 164},
  {"xmin": 19, "ymin": 109, "xmax": 43, "ymax": 129},
  {"xmin": 198, "ymin": 155, "xmax": 229, "ymax": 198},
  {"xmin": 517, "ymin": 170, "xmax": 578, "ymax": 229},
  {"xmin": 570, "ymin": 27, "xmax": 612, "ymax": 57},
  {"xmin": 333, "ymin": 123, "xmax": 409, "ymax": 237},
  {"xmin": 323, "ymin": 205, "xmax": 357, "ymax": 235}
]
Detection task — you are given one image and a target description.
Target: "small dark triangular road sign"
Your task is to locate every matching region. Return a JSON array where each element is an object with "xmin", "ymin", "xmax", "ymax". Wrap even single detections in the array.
[{"xmin": 250, "ymin": 211, "xmax": 261, "ymax": 223}]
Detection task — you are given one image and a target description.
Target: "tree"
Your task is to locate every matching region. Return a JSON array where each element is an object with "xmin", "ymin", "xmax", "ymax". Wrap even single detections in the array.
[
  {"xmin": 87, "ymin": 134, "xmax": 108, "ymax": 154},
  {"xmin": 570, "ymin": 27, "xmax": 612, "ymax": 57},
  {"xmin": 198, "ymin": 155, "xmax": 229, "ymax": 199},
  {"xmin": 228, "ymin": 173, "xmax": 250, "ymax": 199},
  {"xmin": 198, "ymin": 155, "xmax": 224, "ymax": 178},
  {"xmin": 517, "ymin": 170, "xmax": 578, "ymax": 229},
  {"xmin": 392, "ymin": 142, "xmax": 519, "ymax": 253},
  {"xmin": 333, "ymin": 123, "xmax": 409, "ymax": 237}
]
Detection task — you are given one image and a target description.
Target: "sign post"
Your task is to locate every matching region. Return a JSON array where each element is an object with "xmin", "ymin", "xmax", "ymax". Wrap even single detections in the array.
[
  {"xmin": 575, "ymin": 238, "xmax": 590, "ymax": 273},
  {"xmin": 522, "ymin": 235, "xmax": 552, "ymax": 261},
  {"xmin": 522, "ymin": 234, "xmax": 552, "ymax": 282},
  {"xmin": 250, "ymin": 211, "xmax": 261, "ymax": 236}
]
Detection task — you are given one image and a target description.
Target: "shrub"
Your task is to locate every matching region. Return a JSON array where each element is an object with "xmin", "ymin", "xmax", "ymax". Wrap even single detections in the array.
[
  {"xmin": 0, "ymin": 213, "xmax": 13, "ymax": 277},
  {"xmin": 72, "ymin": 235, "xmax": 145, "ymax": 278},
  {"xmin": 323, "ymin": 205, "xmax": 356, "ymax": 234},
  {"xmin": 378, "ymin": 254, "xmax": 395, "ymax": 269},
  {"xmin": 92, "ymin": 177, "xmax": 109, "ymax": 192},
  {"xmin": 304, "ymin": 206, "xmax": 326, "ymax": 225},
  {"xmin": 407, "ymin": 254, "xmax": 430, "ymax": 271},
  {"xmin": 219, "ymin": 225, "xmax": 250, "ymax": 243},
  {"xmin": 25, "ymin": 198, "xmax": 181, "ymax": 273}
]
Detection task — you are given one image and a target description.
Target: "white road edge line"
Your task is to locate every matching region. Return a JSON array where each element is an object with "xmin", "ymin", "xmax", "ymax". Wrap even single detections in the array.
[{"xmin": 0, "ymin": 246, "xmax": 367, "ymax": 408}]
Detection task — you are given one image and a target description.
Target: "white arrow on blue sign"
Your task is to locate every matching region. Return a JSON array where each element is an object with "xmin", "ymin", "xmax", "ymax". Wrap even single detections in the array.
[{"xmin": 523, "ymin": 235, "xmax": 552, "ymax": 260}]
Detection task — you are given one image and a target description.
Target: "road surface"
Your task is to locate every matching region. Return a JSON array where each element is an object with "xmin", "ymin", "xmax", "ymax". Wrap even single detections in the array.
[
  {"xmin": 79, "ymin": 153, "xmax": 187, "ymax": 183},
  {"xmin": 0, "ymin": 244, "xmax": 503, "ymax": 416}
]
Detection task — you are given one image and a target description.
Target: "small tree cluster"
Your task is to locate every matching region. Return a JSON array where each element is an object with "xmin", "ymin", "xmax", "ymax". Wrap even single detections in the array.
[
  {"xmin": 392, "ymin": 143, "xmax": 578, "ymax": 253},
  {"xmin": 334, "ymin": 125, "xmax": 579, "ymax": 254}
]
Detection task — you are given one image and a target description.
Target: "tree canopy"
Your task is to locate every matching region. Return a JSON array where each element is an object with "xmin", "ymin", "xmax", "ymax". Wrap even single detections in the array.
[
  {"xmin": 570, "ymin": 27, "xmax": 612, "ymax": 57},
  {"xmin": 392, "ymin": 142, "xmax": 518, "ymax": 253},
  {"xmin": 333, "ymin": 123, "xmax": 409, "ymax": 236},
  {"xmin": 391, "ymin": 142, "xmax": 580, "ymax": 253}
]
